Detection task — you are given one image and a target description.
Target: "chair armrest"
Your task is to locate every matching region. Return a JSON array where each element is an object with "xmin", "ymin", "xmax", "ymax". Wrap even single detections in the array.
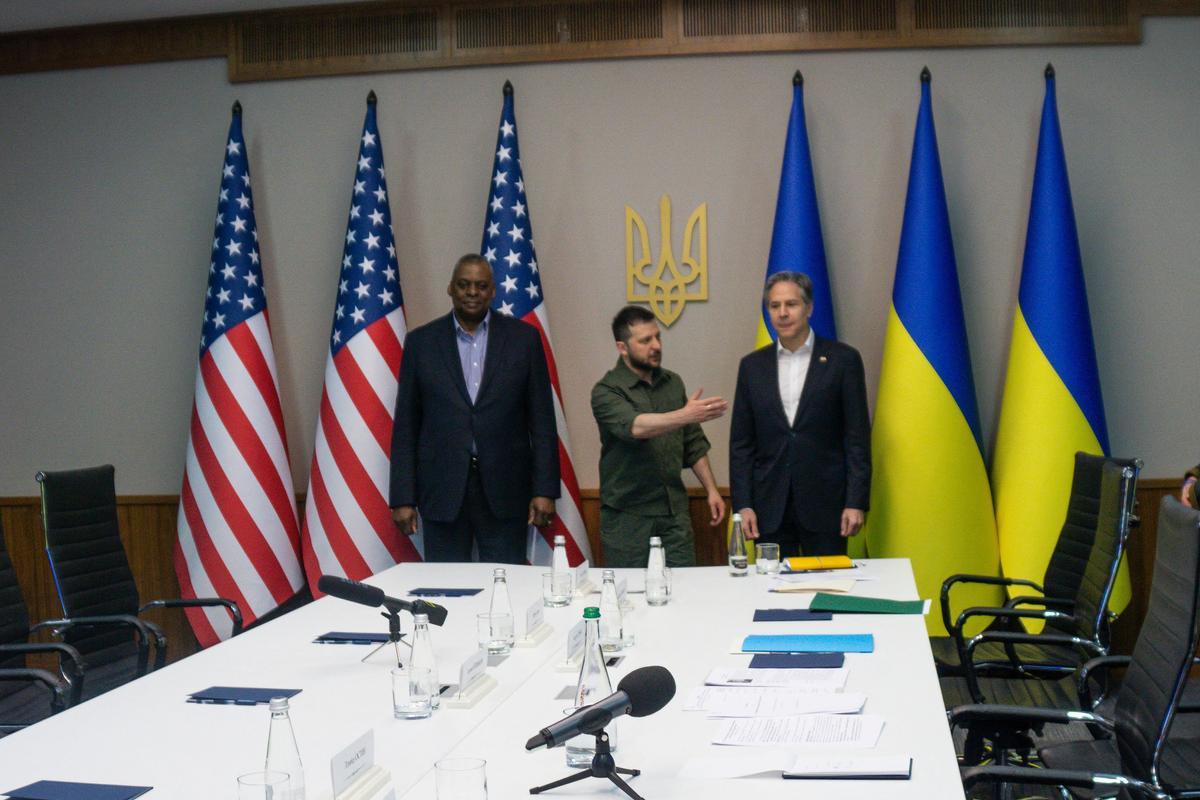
[
  {"xmin": 0, "ymin": 641, "xmax": 86, "ymax": 676},
  {"xmin": 961, "ymin": 765, "xmax": 1161, "ymax": 798},
  {"xmin": 0, "ymin": 666, "xmax": 70, "ymax": 713},
  {"xmin": 141, "ymin": 597, "xmax": 244, "ymax": 636},
  {"xmin": 960, "ymin": 630, "xmax": 1101, "ymax": 704},
  {"xmin": 954, "ymin": 605, "xmax": 1074, "ymax": 635},
  {"xmin": 939, "ymin": 574, "xmax": 1043, "ymax": 634},
  {"xmin": 1005, "ymin": 594, "xmax": 1074, "ymax": 611},
  {"xmin": 948, "ymin": 703, "xmax": 1110, "ymax": 731},
  {"xmin": 1076, "ymin": 655, "xmax": 1131, "ymax": 709},
  {"xmin": 31, "ymin": 614, "xmax": 154, "ymax": 677}
]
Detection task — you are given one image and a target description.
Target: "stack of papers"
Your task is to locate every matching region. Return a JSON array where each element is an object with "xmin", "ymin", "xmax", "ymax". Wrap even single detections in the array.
[
  {"xmin": 714, "ymin": 715, "xmax": 885, "ymax": 748},
  {"xmin": 705, "ymin": 667, "xmax": 849, "ymax": 690},
  {"xmin": 685, "ymin": 686, "xmax": 866, "ymax": 717},
  {"xmin": 679, "ymin": 752, "xmax": 911, "ymax": 779}
]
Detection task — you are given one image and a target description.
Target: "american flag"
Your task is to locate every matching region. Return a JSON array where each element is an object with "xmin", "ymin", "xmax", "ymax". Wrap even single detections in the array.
[
  {"xmin": 301, "ymin": 92, "xmax": 420, "ymax": 593},
  {"xmin": 482, "ymin": 82, "xmax": 592, "ymax": 566},
  {"xmin": 175, "ymin": 103, "xmax": 304, "ymax": 646}
]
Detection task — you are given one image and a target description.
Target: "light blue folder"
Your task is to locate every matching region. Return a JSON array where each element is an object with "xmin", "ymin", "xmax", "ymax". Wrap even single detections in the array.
[{"xmin": 741, "ymin": 634, "xmax": 874, "ymax": 653}]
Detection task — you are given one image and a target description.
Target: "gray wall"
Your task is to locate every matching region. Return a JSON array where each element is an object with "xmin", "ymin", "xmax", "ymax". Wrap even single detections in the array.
[{"xmin": 1, "ymin": 19, "xmax": 1197, "ymax": 496}]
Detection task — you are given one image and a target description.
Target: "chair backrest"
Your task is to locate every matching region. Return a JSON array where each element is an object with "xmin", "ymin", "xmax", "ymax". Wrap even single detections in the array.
[
  {"xmin": 1113, "ymin": 496, "xmax": 1200, "ymax": 786},
  {"xmin": 1065, "ymin": 460, "xmax": 1138, "ymax": 645},
  {"xmin": 0, "ymin": 518, "xmax": 32, "ymax": 702},
  {"xmin": 37, "ymin": 465, "xmax": 141, "ymax": 666},
  {"xmin": 1042, "ymin": 453, "xmax": 1140, "ymax": 638}
]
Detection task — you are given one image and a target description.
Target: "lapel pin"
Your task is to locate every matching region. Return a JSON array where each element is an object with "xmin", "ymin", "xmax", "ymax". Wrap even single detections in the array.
[{"xmin": 818, "ymin": 356, "xmax": 828, "ymax": 363}]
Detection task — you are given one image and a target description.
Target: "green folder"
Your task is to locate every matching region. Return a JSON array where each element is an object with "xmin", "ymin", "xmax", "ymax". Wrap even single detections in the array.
[{"xmin": 809, "ymin": 592, "xmax": 927, "ymax": 615}]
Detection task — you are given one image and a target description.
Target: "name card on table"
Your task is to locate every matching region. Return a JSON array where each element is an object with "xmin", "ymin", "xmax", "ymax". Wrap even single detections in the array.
[
  {"xmin": 460, "ymin": 648, "xmax": 488, "ymax": 692},
  {"xmin": 332, "ymin": 730, "xmax": 375, "ymax": 795},
  {"xmin": 331, "ymin": 730, "xmax": 396, "ymax": 800},
  {"xmin": 445, "ymin": 648, "xmax": 498, "ymax": 709},
  {"xmin": 575, "ymin": 561, "xmax": 591, "ymax": 594},
  {"xmin": 527, "ymin": 599, "xmax": 545, "ymax": 634},
  {"xmin": 566, "ymin": 620, "xmax": 586, "ymax": 660}
]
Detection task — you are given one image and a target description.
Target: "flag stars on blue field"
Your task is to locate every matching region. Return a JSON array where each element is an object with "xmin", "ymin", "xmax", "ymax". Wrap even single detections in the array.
[
  {"xmin": 200, "ymin": 119, "xmax": 269, "ymax": 354},
  {"xmin": 481, "ymin": 100, "xmax": 543, "ymax": 319}
]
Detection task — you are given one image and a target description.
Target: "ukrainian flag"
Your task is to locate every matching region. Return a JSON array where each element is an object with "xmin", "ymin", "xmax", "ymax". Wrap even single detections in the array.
[
  {"xmin": 751, "ymin": 70, "xmax": 865, "ymax": 558},
  {"xmin": 992, "ymin": 66, "xmax": 1124, "ymax": 613},
  {"xmin": 865, "ymin": 70, "xmax": 1002, "ymax": 635},
  {"xmin": 757, "ymin": 70, "xmax": 836, "ymax": 348}
]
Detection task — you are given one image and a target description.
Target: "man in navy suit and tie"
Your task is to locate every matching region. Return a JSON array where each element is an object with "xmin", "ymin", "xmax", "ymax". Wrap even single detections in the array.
[
  {"xmin": 389, "ymin": 254, "xmax": 558, "ymax": 563},
  {"xmin": 730, "ymin": 272, "xmax": 871, "ymax": 557}
]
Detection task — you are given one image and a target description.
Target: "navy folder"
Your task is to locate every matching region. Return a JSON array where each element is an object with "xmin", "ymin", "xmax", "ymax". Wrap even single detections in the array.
[
  {"xmin": 752, "ymin": 609, "xmax": 834, "ymax": 622},
  {"xmin": 187, "ymin": 686, "xmax": 301, "ymax": 705},
  {"xmin": 4, "ymin": 781, "xmax": 152, "ymax": 800},
  {"xmin": 749, "ymin": 653, "xmax": 845, "ymax": 669}
]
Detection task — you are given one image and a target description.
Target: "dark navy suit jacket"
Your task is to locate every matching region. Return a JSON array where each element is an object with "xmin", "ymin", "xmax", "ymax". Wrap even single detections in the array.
[
  {"xmin": 729, "ymin": 336, "xmax": 871, "ymax": 534},
  {"xmin": 389, "ymin": 312, "xmax": 559, "ymax": 522}
]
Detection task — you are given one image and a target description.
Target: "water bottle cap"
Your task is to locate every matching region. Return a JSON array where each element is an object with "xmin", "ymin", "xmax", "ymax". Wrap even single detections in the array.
[
  {"xmin": 268, "ymin": 697, "xmax": 290, "ymax": 712},
  {"xmin": 602, "ymin": 569, "xmax": 615, "ymax": 579},
  {"xmin": 583, "ymin": 607, "xmax": 600, "ymax": 619},
  {"xmin": 554, "ymin": 535, "xmax": 566, "ymax": 544},
  {"xmin": 649, "ymin": 536, "xmax": 662, "ymax": 546},
  {"xmin": 414, "ymin": 613, "xmax": 429, "ymax": 624},
  {"xmin": 493, "ymin": 567, "xmax": 506, "ymax": 578},
  {"xmin": 732, "ymin": 513, "xmax": 742, "ymax": 522}
]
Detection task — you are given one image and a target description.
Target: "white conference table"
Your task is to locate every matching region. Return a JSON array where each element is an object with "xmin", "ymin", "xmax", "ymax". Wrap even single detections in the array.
[{"xmin": 0, "ymin": 560, "xmax": 964, "ymax": 799}]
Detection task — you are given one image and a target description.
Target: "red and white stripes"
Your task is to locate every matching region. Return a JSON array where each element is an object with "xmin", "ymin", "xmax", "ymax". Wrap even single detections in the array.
[
  {"xmin": 176, "ymin": 312, "xmax": 304, "ymax": 645},
  {"xmin": 301, "ymin": 308, "xmax": 420, "ymax": 592}
]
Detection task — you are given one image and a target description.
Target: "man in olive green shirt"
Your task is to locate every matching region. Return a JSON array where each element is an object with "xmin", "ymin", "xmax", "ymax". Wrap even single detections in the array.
[{"xmin": 591, "ymin": 305, "xmax": 727, "ymax": 567}]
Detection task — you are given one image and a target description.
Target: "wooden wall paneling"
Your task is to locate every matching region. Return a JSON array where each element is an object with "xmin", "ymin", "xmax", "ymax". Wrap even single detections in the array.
[{"xmin": 3, "ymin": 0, "xmax": 1194, "ymax": 79}]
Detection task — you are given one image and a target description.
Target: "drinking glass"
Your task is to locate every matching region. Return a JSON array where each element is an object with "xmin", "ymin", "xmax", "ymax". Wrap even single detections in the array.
[
  {"xmin": 392, "ymin": 666, "xmax": 431, "ymax": 719},
  {"xmin": 237, "ymin": 770, "xmax": 289, "ymax": 800},
  {"xmin": 435, "ymin": 757, "xmax": 488, "ymax": 800},
  {"xmin": 477, "ymin": 612, "xmax": 514, "ymax": 655},
  {"xmin": 756, "ymin": 542, "xmax": 781, "ymax": 574},
  {"xmin": 542, "ymin": 572, "xmax": 573, "ymax": 607}
]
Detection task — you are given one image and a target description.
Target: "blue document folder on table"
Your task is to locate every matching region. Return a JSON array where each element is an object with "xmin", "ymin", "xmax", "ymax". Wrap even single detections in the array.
[
  {"xmin": 4, "ymin": 781, "xmax": 152, "ymax": 800},
  {"xmin": 187, "ymin": 686, "xmax": 301, "ymax": 705},
  {"xmin": 741, "ymin": 634, "xmax": 874, "ymax": 653}
]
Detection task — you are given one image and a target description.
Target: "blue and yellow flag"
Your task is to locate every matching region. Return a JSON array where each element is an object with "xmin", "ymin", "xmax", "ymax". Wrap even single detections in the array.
[
  {"xmin": 757, "ymin": 70, "xmax": 835, "ymax": 349},
  {"xmin": 992, "ymin": 66, "xmax": 1125, "ymax": 612},
  {"xmin": 865, "ymin": 70, "xmax": 1002, "ymax": 634}
]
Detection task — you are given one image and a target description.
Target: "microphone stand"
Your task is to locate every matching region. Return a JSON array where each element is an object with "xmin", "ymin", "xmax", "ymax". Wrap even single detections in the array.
[
  {"xmin": 528, "ymin": 728, "xmax": 642, "ymax": 800},
  {"xmin": 361, "ymin": 599, "xmax": 413, "ymax": 667}
]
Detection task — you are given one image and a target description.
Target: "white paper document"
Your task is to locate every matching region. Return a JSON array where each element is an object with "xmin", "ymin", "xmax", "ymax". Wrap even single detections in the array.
[
  {"xmin": 774, "ymin": 572, "xmax": 879, "ymax": 583},
  {"xmin": 685, "ymin": 686, "xmax": 866, "ymax": 717},
  {"xmin": 785, "ymin": 754, "xmax": 912, "ymax": 778},
  {"xmin": 678, "ymin": 751, "xmax": 911, "ymax": 779},
  {"xmin": 713, "ymin": 714, "xmax": 885, "ymax": 748},
  {"xmin": 769, "ymin": 579, "xmax": 857, "ymax": 594},
  {"xmin": 705, "ymin": 667, "xmax": 849, "ymax": 690}
]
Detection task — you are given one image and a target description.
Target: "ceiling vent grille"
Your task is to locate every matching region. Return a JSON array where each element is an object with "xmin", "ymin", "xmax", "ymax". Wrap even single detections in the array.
[
  {"xmin": 915, "ymin": 0, "xmax": 1130, "ymax": 29},
  {"xmin": 454, "ymin": 0, "xmax": 663, "ymax": 49},
  {"xmin": 234, "ymin": 6, "xmax": 439, "ymax": 70},
  {"xmin": 682, "ymin": 0, "xmax": 898, "ymax": 37}
]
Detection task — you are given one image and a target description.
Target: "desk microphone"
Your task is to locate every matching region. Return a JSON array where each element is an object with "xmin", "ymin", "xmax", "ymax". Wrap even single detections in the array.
[
  {"xmin": 525, "ymin": 666, "xmax": 676, "ymax": 750},
  {"xmin": 317, "ymin": 574, "xmax": 448, "ymax": 626}
]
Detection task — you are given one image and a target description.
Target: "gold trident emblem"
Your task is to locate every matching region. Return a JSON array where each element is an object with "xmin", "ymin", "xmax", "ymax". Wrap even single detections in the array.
[{"xmin": 625, "ymin": 194, "xmax": 708, "ymax": 327}]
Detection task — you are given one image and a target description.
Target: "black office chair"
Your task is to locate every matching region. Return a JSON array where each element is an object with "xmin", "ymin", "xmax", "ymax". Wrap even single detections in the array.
[
  {"xmin": 954, "ymin": 496, "xmax": 1200, "ymax": 799},
  {"xmin": 0, "ymin": 518, "xmax": 84, "ymax": 736},
  {"xmin": 940, "ymin": 460, "xmax": 1139, "ymax": 715},
  {"xmin": 935, "ymin": 453, "xmax": 1141, "ymax": 680},
  {"xmin": 36, "ymin": 465, "xmax": 243, "ymax": 697}
]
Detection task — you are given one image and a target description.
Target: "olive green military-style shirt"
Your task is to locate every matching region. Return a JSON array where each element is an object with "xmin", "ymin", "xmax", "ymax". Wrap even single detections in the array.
[{"xmin": 590, "ymin": 357, "xmax": 710, "ymax": 517}]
